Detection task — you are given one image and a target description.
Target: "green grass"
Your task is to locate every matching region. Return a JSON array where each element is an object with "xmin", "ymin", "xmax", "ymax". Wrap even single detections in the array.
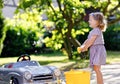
[
  {"xmin": 0, "ymin": 51, "xmax": 120, "ymax": 70},
  {"xmin": 106, "ymin": 51, "xmax": 120, "ymax": 63},
  {"xmin": 0, "ymin": 51, "xmax": 67, "ymax": 65}
]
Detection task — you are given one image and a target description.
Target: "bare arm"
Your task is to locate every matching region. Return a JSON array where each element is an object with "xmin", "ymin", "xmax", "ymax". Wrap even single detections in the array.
[
  {"xmin": 81, "ymin": 35, "xmax": 98, "ymax": 52},
  {"xmin": 83, "ymin": 39, "xmax": 89, "ymax": 45}
]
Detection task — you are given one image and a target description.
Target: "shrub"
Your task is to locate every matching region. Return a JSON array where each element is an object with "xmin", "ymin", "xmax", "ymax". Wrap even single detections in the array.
[
  {"xmin": 1, "ymin": 11, "xmax": 45, "ymax": 56},
  {"xmin": 104, "ymin": 23, "xmax": 120, "ymax": 51}
]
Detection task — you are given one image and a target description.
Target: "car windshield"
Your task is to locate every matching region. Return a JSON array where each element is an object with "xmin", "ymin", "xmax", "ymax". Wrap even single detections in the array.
[{"xmin": 13, "ymin": 61, "xmax": 40, "ymax": 68}]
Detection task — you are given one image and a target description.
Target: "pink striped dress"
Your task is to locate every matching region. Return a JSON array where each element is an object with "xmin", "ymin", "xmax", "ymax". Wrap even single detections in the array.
[{"xmin": 88, "ymin": 28, "xmax": 106, "ymax": 66}]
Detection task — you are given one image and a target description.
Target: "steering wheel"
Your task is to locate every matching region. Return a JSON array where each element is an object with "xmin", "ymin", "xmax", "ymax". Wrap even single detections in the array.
[{"xmin": 17, "ymin": 54, "xmax": 31, "ymax": 62}]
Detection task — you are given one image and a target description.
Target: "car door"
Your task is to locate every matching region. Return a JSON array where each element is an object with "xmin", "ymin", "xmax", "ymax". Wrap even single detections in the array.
[
  {"xmin": 0, "ymin": 68, "xmax": 6, "ymax": 84},
  {"xmin": 0, "ymin": 68, "xmax": 12, "ymax": 84}
]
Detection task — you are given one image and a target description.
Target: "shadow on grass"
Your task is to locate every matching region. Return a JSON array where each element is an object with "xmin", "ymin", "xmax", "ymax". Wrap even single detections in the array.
[
  {"xmin": 38, "ymin": 59, "xmax": 69, "ymax": 65},
  {"xmin": 34, "ymin": 51, "xmax": 65, "ymax": 57},
  {"xmin": 71, "ymin": 59, "xmax": 89, "ymax": 68},
  {"xmin": 59, "ymin": 59, "xmax": 90, "ymax": 71}
]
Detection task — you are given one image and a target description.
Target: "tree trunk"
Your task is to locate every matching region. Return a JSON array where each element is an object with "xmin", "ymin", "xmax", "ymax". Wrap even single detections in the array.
[
  {"xmin": 69, "ymin": 36, "xmax": 87, "ymax": 59},
  {"xmin": 63, "ymin": 37, "xmax": 73, "ymax": 60},
  {"xmin": 0, "ymin": 11, "xmax": 5, "ymax": 56},
  {"xmin": 69, "ymin": 36, "xmax": 81, "ymax": 47}
]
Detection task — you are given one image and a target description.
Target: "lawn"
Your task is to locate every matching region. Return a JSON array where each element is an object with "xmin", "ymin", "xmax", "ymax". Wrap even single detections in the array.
[
  {"xmin": 0, "ymin": 51, "xmax": 120, "ymax": 70},
  {"xmin": 107, "ymin": 51, "xmax": 120, "ymax": 63}
]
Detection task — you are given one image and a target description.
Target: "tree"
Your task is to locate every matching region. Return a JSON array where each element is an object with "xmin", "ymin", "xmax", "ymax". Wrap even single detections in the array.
[
  {"xmin": 17, "ymin": 0, "xmax": 120, "ymax": 59},
  {"xmin": 0, "ymin": 0, "xmax": 6, "ymax": 56}
]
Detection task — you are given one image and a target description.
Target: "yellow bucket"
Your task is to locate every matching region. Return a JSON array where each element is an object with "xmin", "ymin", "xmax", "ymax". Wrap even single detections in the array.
[{"xmin": 64, "ymin": 70, "xmax": 90, "ymax": 84}]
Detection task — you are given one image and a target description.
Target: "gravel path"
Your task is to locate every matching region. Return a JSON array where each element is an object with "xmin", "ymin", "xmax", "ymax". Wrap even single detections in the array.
[{"xmin": 91, "ymin": 63, "xmax": 120, "ymax": 84}]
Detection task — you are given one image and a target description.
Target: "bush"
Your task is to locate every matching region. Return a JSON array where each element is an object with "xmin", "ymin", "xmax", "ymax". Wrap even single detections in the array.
[
  {"xmin": 104, "ymin": 23, "xmax": 120, "ymax": 51},
  {"xmin": 1, "ymin": 12, "xmax": 45, "ymax": 57},
  {"xmin": 2, "ymin": 28, "xmax": 38, "ymax": 56}
]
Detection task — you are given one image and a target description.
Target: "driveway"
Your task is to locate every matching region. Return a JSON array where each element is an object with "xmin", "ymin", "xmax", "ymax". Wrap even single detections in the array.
[
  {"xmin": 49, "ymin": 62, "xmax": 120, "ymax": 84},
  {"xmin": 91, "ymin": 63, "xmax": 120, "ymax": 84}
]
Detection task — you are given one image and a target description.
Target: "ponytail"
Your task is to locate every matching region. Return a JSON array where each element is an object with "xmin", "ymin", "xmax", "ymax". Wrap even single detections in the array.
[{"xmin": 98, "ymin": 20, "xmax": 107, "ymax": 32}]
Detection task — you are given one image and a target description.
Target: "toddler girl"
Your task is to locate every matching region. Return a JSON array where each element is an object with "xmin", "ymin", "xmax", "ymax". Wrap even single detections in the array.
[{"xmin": 78, "ymin": 12, "xmax": 107, "ymax": 84}]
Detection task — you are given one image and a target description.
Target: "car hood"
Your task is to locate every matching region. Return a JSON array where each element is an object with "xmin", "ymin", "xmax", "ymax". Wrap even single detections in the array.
[{"xmin": 23, "ymin": 66, "xmax": 53, "ymax": 75}]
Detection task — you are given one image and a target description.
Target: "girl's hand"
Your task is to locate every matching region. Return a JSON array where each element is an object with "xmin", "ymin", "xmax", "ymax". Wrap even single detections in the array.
[
  {"xmin": 77, "ymin": 45, "xmax": 88, "ymax": 53},
  {"xmin": 80, "ymin": 45, "xmax": 88, "ymax": 52},
  {"xmin": 81, "ymin": 48, "xmax": 88, "ymax": 52}
]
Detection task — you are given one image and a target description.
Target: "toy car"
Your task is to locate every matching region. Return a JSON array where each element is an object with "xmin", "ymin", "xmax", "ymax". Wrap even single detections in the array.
[{"xmin": 0, "ymin": 54, "xmax": 65, "ymax": 84}]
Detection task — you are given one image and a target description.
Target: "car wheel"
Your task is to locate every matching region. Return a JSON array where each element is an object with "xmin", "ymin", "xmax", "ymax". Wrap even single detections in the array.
[{"xmin": 10, "ymin": 78, "xmax": 19, "ymax": 84}]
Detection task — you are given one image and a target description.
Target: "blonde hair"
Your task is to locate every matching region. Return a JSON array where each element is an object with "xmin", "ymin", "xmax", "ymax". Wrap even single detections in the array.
[{"xmin": 89, "ymin": 12, "xmax": 107, "ymax": 32}]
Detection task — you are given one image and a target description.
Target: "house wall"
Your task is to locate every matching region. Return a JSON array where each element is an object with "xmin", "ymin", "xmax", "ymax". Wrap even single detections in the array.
[{"xmin": 2, "ymin": 0, "xmax": 19, "ymax": 18}]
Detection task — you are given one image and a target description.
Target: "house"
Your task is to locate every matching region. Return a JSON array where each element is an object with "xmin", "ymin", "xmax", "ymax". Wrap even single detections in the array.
[
  {"xmin": 2, "ymin": 0, "xmax": 19, "ymax": 18},
  {"xmin": 2, "ymin": 0, "xmax": 57, "ymax": 19}
]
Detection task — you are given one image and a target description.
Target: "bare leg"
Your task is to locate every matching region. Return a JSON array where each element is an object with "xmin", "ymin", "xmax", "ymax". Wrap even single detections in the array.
[{"xmin": 93, "ymin": 65, "xmax": 104, "ymax": 84}]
